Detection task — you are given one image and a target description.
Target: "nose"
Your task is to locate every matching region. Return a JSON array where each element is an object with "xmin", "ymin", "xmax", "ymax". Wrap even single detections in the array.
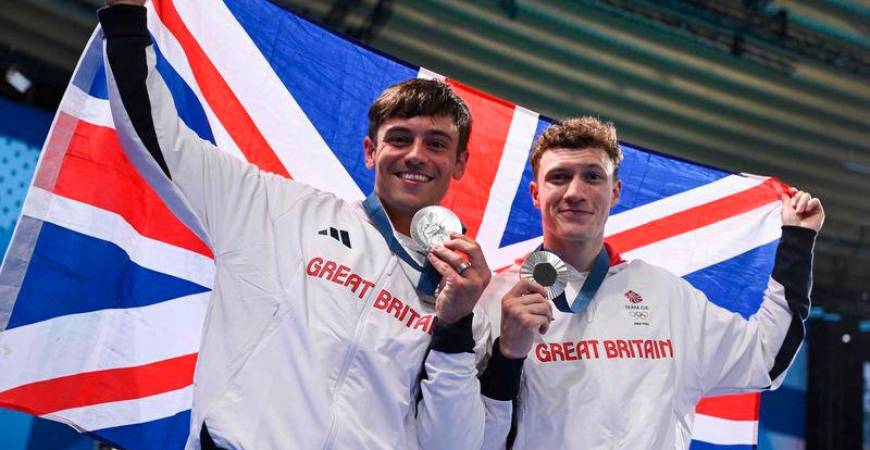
[
  {"xmin": 563, "ymin": 176, "xmax": 587, "ymax": 203},
  {"xmin": 404, "ymin": 137, "xmax": 427, "ymax": 166}
]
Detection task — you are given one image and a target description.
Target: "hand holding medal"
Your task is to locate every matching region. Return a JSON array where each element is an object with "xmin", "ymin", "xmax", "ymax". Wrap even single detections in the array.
[
  {"xmin": 499, "ymin": 276, "xmax": 554, "ymax": 359},
  {"xmin": 520, "ymin": 251, "xmax": 570, "ymax": 300},
  {"xmin": 412, "ymin": 206, "xmax": 491, "ymax": 324}
]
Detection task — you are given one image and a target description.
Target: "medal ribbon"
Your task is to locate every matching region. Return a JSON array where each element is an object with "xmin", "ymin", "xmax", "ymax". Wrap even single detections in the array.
[
  {"xmin": 362, "ymin": 193, "xmax": 441, "ymax": 295},
  {"xmin": 549, "ymin": 246, "xmax": 610, "ymax": 314}
]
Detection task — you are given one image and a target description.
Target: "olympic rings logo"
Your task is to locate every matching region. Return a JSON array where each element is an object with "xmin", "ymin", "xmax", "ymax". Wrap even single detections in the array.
[{"xmin": 629, "ymin": 311, "xmax": 649, "ymax": 320}]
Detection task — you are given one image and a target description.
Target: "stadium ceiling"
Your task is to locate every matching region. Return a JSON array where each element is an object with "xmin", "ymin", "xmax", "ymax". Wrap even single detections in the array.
[{"xmin": 0, "ymin": 0, "xmax": 868, "ymax": 297}]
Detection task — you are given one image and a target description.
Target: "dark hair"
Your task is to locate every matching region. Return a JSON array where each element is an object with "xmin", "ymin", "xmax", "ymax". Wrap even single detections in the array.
[
  {"xmin": 368, "ymin": 78, "xmax": 472, "ymax": 153},
  {"xmin": 530, "ymin": 116, "xmax": 623, "ymax": 179}
]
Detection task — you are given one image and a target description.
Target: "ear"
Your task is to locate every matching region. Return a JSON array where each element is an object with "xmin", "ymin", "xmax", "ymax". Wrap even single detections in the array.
[
  {"xmin": 530, "ymin": 181, "xmax": 541, "ymax": 210},
  {"xmin": 610, "ymin": 179, "xmax": 622, "ymax": 208},
  {"xmin": 452, "ymin": 149, "xmax": 469, "ymax": 180},
  {"xmin": 364, "ymin": 136, "xmax": 376, "ymax": 169}
]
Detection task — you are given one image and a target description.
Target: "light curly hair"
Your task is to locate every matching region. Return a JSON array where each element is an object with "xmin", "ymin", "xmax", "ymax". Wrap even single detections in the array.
[{"xmin": 530, "ymin": 116, "xmax": 623, "ymax": 179}]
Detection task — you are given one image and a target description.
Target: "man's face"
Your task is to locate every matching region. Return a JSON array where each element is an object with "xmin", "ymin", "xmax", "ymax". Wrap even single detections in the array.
[
  {"xmin": 531, "ymin": 147, "xmax": 621, "ymax": 244},
  {"xmin": 364, "ymin": 115, "xmax": 467, "ymax": 218}
]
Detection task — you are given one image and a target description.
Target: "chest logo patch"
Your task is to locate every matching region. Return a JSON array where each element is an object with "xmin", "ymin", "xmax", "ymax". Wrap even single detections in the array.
[
  {"xmin": 624, "ymin": 290, "xmax": 643, "ymax": 303},
  {"xmin": 624, "ymin": 290, "xmax": 650, "ymax": 325}
]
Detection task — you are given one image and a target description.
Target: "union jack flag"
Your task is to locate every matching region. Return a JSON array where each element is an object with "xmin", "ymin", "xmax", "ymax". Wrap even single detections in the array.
[{"xmin": 0, "ymin": 1, "xmax": 783, "ymax": 448}]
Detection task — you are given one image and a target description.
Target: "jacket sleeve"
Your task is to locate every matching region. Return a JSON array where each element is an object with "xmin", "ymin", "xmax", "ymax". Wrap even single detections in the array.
[
  {"xmin": 98, "ymin": 5, "xmax": 314, "ymax": 253},
  {"xmin": 478, "ymin": 338, "xmax": 523, "ymax": 450},
  {"xmin": 687, "ymin": 226, "xmax": 816, "ymax": 397},
  {"xmin": 476, "ymin": 280, "xmax": 523, "ymax": 450},
  {"xmin": 415, "ymin": 311, "xmax": 488, "ymax": 450}
]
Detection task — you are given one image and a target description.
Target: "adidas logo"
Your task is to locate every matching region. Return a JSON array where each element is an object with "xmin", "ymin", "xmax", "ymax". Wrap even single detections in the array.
[{"xmin": 318, "ymin": 227, "xmax": 352, "ymax": 249}]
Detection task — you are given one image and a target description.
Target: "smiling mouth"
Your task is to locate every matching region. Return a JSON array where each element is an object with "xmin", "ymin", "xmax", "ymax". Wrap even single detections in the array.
[
  {"xmin": 396, "ymin": 172, "xmax": 433, "ymax": 183},
  {"xmin": 559, "ymin": 209, "xmax": 593, "ymax": 216}
]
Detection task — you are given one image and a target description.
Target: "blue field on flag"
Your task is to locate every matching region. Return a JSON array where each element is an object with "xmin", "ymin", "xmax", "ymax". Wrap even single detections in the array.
[{"xmin": 7, "ymin": 222, "xmax": 210, "ymax": 330}]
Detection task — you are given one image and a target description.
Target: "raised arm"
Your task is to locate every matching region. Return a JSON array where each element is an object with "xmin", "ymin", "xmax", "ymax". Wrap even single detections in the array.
[
  {"xmin": 691, "ymin": 189, "xmax": 822, "ymax": 396},
  {"xmin": 99, "ymin": 2, "xmax": 313, "ymax": 251}
]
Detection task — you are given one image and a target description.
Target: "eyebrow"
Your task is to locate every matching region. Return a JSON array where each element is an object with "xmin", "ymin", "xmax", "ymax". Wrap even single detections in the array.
[
  {"xmin": 383, "ymin": 127, "xmax": 453, "ymax": 141},
  {"xmin": 425, "ymin": 130, "xmax": 453, "ymax": 140},
  {"xmin": 545, "ymin": 162, "xmax": 606, "ymax": 175}
]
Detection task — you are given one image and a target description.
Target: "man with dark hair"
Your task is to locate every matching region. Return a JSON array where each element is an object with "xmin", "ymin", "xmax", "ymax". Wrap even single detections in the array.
[
  {"xmin": 99, "ymin": 2, "xmax": 490, "ymax": 449},
  {"xmin": 478, "ymin": 116, "xmax": 823, "ymax": 449}
]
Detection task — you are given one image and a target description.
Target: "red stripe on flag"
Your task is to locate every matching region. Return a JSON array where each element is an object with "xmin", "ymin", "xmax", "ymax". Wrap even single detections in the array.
[
  {"xmin": 607, "ymin": 178, "xmax": 785, "ymax": 253},
  {"xmin": 695, "ymin": 393, "xmax": 760, "ymax": 421},
  {"xmin": 440, "ymin": 79, "xmax": 515, "ymax": 239},
  {"xmin": 152, "ymin": 0, "xmax": 290, "ymax": 178},
  {"xmin": 53, "ymin": 119, "xmax": 213, "ymax": 258},
  {"xmin": 0, "ymin": 353, "xmax": 197, "ymax": 416}
]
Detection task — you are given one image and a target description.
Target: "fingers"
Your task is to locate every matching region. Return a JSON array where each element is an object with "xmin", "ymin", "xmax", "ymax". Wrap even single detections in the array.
[
  {"xmin": 781, "ymin": 187, "xmax": 825, "ymax": 231},
  {"xmin": 426, "ymin": 250, "xmax": 461, "ymax": 279},
  {"xmin": 429, "ymin": 246, "xmax": 466, "ymax": 272},
  {"xmin": 504, "ymin": 293, "xmax": 550, "ymax": 307},
  {"xmin": 443, "ymin": 233, "xmax": 489, "ymax": 272},
  {"xmin": 504, "ymin": 277, "xmax": 548, "ymax": 299},
  {"xmin": 428, "ymin": 246, "xmax": 484, "ymax": 284},
  {"xmin": 793, "ymin": 191, "xmax": 811, "ymax": 214},
  {"xmin": 522, "ymin": 313, "xmax": 551, "ymax": 335},
  {"xmin": 426, "ymin": 239, "xmax": 491, "ymax": 313},
  {"xmin": 509, "ymin": 309, "xmax": 552, "ymax": 335},
  {"xmin": 428, "ymin": 236, "xmax": 491, "ymax": 291},
  {"xmin": 502, "ymin": 291, "xmax": 554, "ymax": 332},
  {"xmin": 518, "ymin": 298, "xmax": 554, "ymax": 322},
  {"xmin": 784, "ymin": 189, "xmax": 821, "ymax": 215},
  {"xmin": 788, "ymin": 189, "xmax": 799, "ymax": 209},
  {"xmin": 806, "ymin": 197, "xmax": 822, "ymax": 215}
]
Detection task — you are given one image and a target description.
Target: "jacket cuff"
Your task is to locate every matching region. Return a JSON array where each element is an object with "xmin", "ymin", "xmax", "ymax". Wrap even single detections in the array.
[
  {"xmin": 774, "ymin": 225, "xmax": 816, "ymax": 318},
  {"xmin": 780, "ymin": 225, "xmax": 817, "ymax": 252},
  {"xmin": 430, "ymin": 314, "xmax": 474, "ymax": 354},
  {"xmin": 98, "ymin": 4, "xmax": 149, "ymax": 39},
  {"xmin": 479, "ymin": 337, "xmax": 524, "ymax": 401}
]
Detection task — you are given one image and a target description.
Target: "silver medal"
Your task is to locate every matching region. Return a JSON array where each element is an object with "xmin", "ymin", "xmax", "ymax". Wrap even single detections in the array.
[
  {"xmin": 520, "ymin": 250, "xmax": 569, "ymax": 300},
  {"xmin": 411, "ymin": 206, "xmax": 462, "ymax": 251}
]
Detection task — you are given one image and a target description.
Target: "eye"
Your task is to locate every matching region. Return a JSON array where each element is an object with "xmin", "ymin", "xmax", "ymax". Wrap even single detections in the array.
[
  {"xmin": 584, "ymin": 170, "xmax": 606, "ymax": 182},
  {"xmin": 547, "ymin": 172, "xmax": 570, "ymax": 183},
  {"xmin": 385, "ymin": 134, "xmax": 411, "ymax": 146},
  {"xmin": 427, "ymin": 138, "xmax": 450, "ymax": 151}
]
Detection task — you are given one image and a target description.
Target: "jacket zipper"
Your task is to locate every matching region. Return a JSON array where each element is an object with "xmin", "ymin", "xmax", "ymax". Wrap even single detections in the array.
[{"xmin": 321, "ymin": 257, "xmax": 399, "ymax": 449}]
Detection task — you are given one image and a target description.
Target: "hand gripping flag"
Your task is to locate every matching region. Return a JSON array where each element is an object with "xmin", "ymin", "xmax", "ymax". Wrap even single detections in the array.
[{"xmin": 0, "ymin": 1, "xmax": 786, "ymax": 448}]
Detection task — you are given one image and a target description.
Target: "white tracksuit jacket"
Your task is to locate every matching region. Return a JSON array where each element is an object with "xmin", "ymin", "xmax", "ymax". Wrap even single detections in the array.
[
  {"xmin": 98, "ymin": 5, "xmax": 485, "ymax": 450},
  {"xmin": 478, "ymin": 230, "xmax": 815, "ymax": 450}
]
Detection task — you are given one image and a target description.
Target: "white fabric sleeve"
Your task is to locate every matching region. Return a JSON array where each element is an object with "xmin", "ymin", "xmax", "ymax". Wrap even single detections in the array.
[
  {"xmin": 100, "ymin": 5, "xmax": 315, "ymax": 254},
  {"xmin": 415, "ymin": 310, "xmax": 489, "ymax": 450},
  {"xmin": 480, "ymin": 397, "xmax": 512, "ymax": 450},
  {"xmin": 686, "ymin": 226, "xmax": 816, "ymax": 396},
  {"xmin": 477, "ymin": 280, "xmax": 519, "ymax": 450}
]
